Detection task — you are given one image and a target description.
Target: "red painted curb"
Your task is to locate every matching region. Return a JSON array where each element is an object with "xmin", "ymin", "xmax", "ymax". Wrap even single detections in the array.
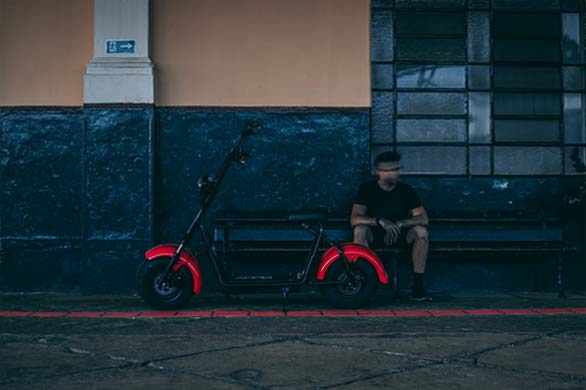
[
  {"xmin": 463, "ymin": 309, "xmax": 502, "ymax": 315},
  {"xmin": 0, "ymin": 311, "xmax": 33, "ymax": 317},
  {"xmin": 213, "ymin": 310, "xmax": 250, "ymax": 317},
  {"xmin": 0, "ymin": 308, "xmax": 585, "ymax": 318},
  {"xmin": 321, "ymin": 310, "xmax": 359, "ymax": 316},
  {"xmin": 250, "ymin": 311, "xmax": 286, "ymax": 317},
  {"xmin": 358, "ymin": 310, "xmax": 396, "ymax": 316},
  {"xmin": 102, "ymin": 312, "xmax": 142, "ymax": 317},
  {"xmin": 430, "ymin": 310, "xmax": 469, "ymax": 316},
  {"xmin": 532, "ymin": 308, "xmax": 574, "ymax": 314},
  {"xmin": 137, "ymin": 311, "xmax": 178, "ymax": 317},
  {"xmin": 286, "ymin": 310, "xmax": 323, "ymax": 316},
  {"xmin": 175, "ymin": 310, "xmax": 213, "ymax": 317},
  {"xmin": 498, "ymin": 309, "xmax": 540, "ymax": 315},
  {"xmin": 66, "ymin": 312, "xmax": 104, "ymax": 317},
  {"xmin": 29, "ymin": 312, "xmax": 68, "ymax": 317},
  {"xmin": 393, "ymin": 310, "xmax": 434, "ymax": 316}
]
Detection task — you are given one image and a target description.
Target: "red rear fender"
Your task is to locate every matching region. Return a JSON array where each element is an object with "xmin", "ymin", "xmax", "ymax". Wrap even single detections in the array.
[{"xmin": 316, "ymin": 242, "xmax": 389, "ymax": 284}]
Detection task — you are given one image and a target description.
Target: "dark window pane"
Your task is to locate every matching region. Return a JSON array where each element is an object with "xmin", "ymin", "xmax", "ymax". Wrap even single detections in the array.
[
  {"xmin": 468, "ymin": 0, "xmax": 490, "ymax": 8},
  {"xmin": 493, "ymin": 39, "xmax": 561, "ymax": 63},
  {"xmin": 494, "ymin": 147, "xmax": 561, "ymax": 175},
  {"xmin": 371, "ymin": 9, "xmax": 393, "ymax": 62},
  {"xmin": 372, "ymin": 63, "xmax": 394, "ymax": 89},
  {"xmin": 396, "ymin": 65, "xmax": 465, "ymax": 89},
  {"xmin": 565, "ymin": 146, "xmax": 586, "ymax": 174},
  {"xmin": 493, "ymin": 66, "xmax": 561, "ymax": 90},
  {"xmin": 468, "ymin": 65, "xmax": 491, "ymax": 90},
  {"xmin": 562, "ymin": 13, "xmax": 582, "ymax": 64},
  {"xmin": 493, "ymin": 13, "xmax": 561, "ymax": 38},
  {"xmin": 396, "ymin": 11, "xmax": 465, "ymax": 35},
  {"xmin": 396, "ymin": 119, "xmax": 466, "ymax": 142},
  {"xmin": 494, "ymin": 120, "xmax": 560, "ymax": 142},
  {"xmin": 468, "ymin": 92, "xmax": 491, "ymax": 142},
  {"xmin": 494, "ymin": 93, "xmax": 561, "ymax": 116},
  {"xmin": 371, "ymin": 92, "xmax": 394, "ymax": 143},
  {"xmin": 372, "ymin": 0, "xmax": 394, "ymax": 7},
  {"xmin": 397, "ymin": 38, "xmax": 466, "ymax": 62},
  {"xmin": 397, "ymin": 146, "xmax": 467, "ymax": 174},
  {"xmin": 397, "ymin": 92, "xmax": 466, "ymax": 115},
  {"xmin": 563, "ymin": 66, "xmax": 584, "ymax": 91},
  {"xmin": 396, "ymin": 0, "xmax": 466, "ymax": 8},
  {"xmin": 561, "ymin": 0, "xmax": 585, "ymax": 11},
  {"xmin": 564, "ymin": 93, "xmax": 585, "ymax": 143},
  {"xmin": 469, "ymin": 146, "xmax": 491, "ymax": 175},
  {"xmin": 467, "ymin": 12, "xmax": 490, "ymax": 62},
  {"xmin": 492, "ymin": 0, "xmax": 560, "ymax": 10}
]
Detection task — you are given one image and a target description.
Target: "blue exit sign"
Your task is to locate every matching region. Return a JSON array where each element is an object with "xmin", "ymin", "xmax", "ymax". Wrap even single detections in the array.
[{"xmin": 106, "ymin": 40, "xmax": 135, "ymax": 54}]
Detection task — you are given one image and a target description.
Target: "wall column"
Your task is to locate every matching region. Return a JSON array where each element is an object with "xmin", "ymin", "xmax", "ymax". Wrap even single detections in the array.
[
  {"xmin": 81, "ymin": 0, "xmax": 155, "ymax": 292},
  {"xmin": 84, "ymin": 0, "xmax": 154, "ymax": 104}
]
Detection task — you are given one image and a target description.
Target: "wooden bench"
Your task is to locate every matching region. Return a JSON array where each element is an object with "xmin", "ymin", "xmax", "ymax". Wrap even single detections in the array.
[{"xmin": 212, "ymin": 209, "xmax": 575, "ymax": 299}]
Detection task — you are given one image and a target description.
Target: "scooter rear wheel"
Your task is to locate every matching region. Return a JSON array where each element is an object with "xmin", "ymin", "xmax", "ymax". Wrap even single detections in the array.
[
  {"xmin": 136, "ymin": 258, "xmax": 194, "ymax": 310},
  {"xmin": 320, "ymin": 258, "xmax": 378, "ymax": 309}
]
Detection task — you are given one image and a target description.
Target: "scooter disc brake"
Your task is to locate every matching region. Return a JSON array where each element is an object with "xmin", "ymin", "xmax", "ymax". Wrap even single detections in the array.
[
  {"xmin": 153, "ymin": 273, "xmax": 180, "ymax": 296},
  {"xmin": 336, "ymin": 271, "xmax": 364, "ymax": 296}
]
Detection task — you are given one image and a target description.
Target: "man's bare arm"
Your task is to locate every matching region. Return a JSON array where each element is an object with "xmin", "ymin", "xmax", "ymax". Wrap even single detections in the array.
[
  {"xmin": 350, "ymin": 204, "xmax": 377, "ymax": 227},
  {"xmin": 396, "ymin": 206, "xmax": 429, "ymax": 229}
]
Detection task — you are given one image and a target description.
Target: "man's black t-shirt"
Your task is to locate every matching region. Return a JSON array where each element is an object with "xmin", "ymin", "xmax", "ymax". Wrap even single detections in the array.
[{"xmin": 353, "ymin": 179, "xmax": 423, "ymax": 222}]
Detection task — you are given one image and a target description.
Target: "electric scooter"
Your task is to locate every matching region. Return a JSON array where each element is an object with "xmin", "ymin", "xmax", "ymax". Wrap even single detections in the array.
[{"xmin": 136, "ymin": 120, "xmax": 390, "ymax": 310}]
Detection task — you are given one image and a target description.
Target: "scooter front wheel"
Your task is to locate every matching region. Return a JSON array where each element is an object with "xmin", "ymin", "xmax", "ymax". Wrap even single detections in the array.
[
  {"xmin": 320, "ymin": 258, "xmax": 379, "ymax": 309},
  {"xmin": 136, "ymin": 258, "xmax": 194, "ymax": 310}
]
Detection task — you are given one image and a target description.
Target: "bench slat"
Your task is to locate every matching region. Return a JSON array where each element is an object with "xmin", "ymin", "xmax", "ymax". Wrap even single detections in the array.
[
  {"xmin": 214, "ymin": 227, "xmax": 563, "ymax": 242},
  {"xmin": 213, "ymin": 245, "xmax": 564, "ymax": 253}
]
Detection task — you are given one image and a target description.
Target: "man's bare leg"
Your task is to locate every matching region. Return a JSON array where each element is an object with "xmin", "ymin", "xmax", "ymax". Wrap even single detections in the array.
[
  {"xmin": 406, "ymin": 225, "xmax": 431, "ymax": 300},
  {"xmin": 406, "ymin": 225, "xmax": 428, "ymax": 273},
  {"xmin": 353, "ymin": 225, "xmax": 373, "ymax": 247}
]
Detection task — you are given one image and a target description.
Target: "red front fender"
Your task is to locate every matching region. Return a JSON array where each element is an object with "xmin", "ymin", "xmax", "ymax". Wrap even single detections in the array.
[
  {"xmin": 144, "ymin": 244, "xmax": 203, "ymax": 294},
  {"xmin": 316, "ymin": 243, "xmax": 389, "ymax": 284}
]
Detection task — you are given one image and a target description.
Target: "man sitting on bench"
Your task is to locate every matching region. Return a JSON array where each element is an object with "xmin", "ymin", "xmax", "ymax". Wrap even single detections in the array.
[{"xmin": 350, "ymin": 151, "xmax": 431, "ymax": 301}]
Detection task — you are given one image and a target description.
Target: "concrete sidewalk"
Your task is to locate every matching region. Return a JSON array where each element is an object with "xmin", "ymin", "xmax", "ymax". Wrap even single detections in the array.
[{"xmin": 1, "ymin": 290, "xmax": 585, "ymax": 389}]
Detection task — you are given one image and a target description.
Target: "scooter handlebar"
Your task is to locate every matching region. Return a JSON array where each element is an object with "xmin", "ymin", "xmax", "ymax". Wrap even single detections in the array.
[
  {"xmin": 198, "ymin": 122, "xmax": 260, "ymax": 206},
  {"xmin": 241, "ymin": 120, "xmax": 263, "ymax": 137},
  {"xmin": 236, "ymin": 150, "xmax": 252, "ymax": 164}
]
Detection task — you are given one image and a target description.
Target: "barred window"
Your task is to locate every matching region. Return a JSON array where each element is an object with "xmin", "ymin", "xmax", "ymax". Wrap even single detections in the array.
[{"xmin": 370, "ymin": 0, "xmax": 585, "ymax": 176}]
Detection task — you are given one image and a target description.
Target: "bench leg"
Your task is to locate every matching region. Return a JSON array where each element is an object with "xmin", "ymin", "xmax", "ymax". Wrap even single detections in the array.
[
  {"xmin": 556, "ymin": 250, "xmax": 567, "ymax": 299},
  {"xmin": 282, "ymin": 287, "xmax": 290, "ymax": 313},
  {"xmin": 391, "ymin": 253, "xmax": 400, "ymax": 302}
]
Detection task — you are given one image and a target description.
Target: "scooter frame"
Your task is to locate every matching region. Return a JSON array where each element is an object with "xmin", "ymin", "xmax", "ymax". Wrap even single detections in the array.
[{"xmin": 143, "ymin": 121, "xmax": 389, "ymax": 300}]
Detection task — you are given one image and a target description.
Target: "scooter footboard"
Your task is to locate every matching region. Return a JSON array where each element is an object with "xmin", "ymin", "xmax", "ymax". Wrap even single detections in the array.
[
  {"xmin": 316, "ymin": 243, "xmax": 389, "ymax": 284},
  {"xmin": 144, "ymin": 244, "xmax": 203, "ymax": 294}
]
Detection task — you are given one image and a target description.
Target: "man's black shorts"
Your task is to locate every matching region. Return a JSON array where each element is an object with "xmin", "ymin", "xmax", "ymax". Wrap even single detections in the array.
[{"xmin": 355, "ymin": 224, "xmax": 409, "ymax": 249}]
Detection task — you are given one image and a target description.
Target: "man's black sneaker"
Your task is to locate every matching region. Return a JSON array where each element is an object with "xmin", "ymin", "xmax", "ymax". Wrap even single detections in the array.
[{"xmin": 410, "ymin": 288, "xmax": 432, "ymax": 301}]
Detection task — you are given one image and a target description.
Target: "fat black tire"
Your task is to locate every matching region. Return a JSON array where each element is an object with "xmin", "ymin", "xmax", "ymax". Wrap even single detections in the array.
[
  {"xmin": 320, "ymin": 258, "xmax": 379, "ymax": 309},
  {"xmin": 136, "ymin": 258, "xmax": 194, "ymax": 310}
]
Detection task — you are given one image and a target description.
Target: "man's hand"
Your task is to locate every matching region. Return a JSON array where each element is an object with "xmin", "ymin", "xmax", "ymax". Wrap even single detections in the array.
[{"xmin": 378, "ymin": 218, "xmax": 403, "ymax": 245}]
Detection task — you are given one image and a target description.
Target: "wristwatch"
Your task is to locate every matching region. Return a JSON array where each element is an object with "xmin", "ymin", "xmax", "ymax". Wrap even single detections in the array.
[{"xmin": 374, "ymin": 217, "xmax": 381, "ymax": 227}]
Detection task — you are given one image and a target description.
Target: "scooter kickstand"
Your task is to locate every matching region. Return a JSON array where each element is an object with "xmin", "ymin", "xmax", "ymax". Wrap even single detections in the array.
[{"xmin": 281, "ymin": 287, "xmax": 290, "ymax": 313}]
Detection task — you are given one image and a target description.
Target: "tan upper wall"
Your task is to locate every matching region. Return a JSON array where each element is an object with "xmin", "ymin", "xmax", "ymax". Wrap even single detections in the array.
[
  {"xmin": 0, "ymin": 0, "xmax": 370, "ymax": 107},
  {"xmin": 0, "ymin": 0, "xmax": 94, "ymax": 106},
  {"xmin": 151, "ymin": 0, "xmax": 370, "ymax": 107}
]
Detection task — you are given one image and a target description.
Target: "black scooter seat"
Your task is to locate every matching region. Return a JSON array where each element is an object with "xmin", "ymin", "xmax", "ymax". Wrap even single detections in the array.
[{"xmin": 287, "ymin": 208, "xmax": 329, "ymax": 222}]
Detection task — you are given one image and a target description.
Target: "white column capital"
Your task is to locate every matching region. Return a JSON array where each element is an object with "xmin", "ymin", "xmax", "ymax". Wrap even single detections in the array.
[{"xmin": 84, "ymin": 0, "xmax": 154, "ymax": 104}]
